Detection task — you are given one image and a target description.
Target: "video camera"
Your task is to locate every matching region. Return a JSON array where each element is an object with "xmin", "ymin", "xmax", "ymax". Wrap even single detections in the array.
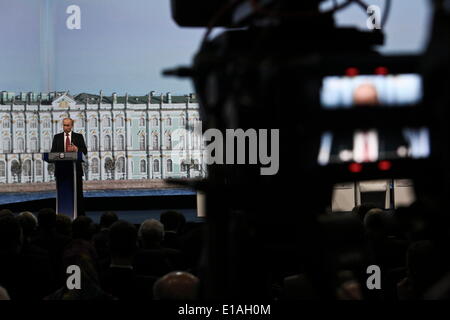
[{"xmin": 165, "ymin": 0, "xmax": 446, "ymax": 299}]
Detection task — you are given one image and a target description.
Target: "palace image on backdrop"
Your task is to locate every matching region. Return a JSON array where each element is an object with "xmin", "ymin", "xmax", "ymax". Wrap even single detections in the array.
[{"xmin": 0, "ymin": 90, "xmax": 205, "ymax": 185}]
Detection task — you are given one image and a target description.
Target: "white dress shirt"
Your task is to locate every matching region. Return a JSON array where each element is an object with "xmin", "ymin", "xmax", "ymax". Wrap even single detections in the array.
[{"xmin": 353, "ymin": 129, "xmax": 379, "ymax": 163}]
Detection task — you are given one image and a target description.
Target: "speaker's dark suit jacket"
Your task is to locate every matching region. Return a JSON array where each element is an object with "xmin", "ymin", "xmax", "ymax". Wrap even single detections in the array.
[
  {"xmin": 51, "ymin": 131, "xmax": 87, "ymax": 175},
  {"xmin": 51, "ymin": 131, "xmax": 88, "ymax": 215}
]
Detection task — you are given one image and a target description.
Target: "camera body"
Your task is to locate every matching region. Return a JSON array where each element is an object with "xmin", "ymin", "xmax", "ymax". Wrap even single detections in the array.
[
  {"xmin": 166, "ymin": 0, "xmax": 450, "ymax": 299},
  {"xmin": 170, "ymin": 0, "xmax": 326, "ymax": 27}
]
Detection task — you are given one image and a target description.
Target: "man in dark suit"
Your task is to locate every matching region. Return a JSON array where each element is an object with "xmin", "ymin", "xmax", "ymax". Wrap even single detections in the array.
[
  {"xmin": 101, "ymin": 221, "xmax": 156, "ymax": 300},
  {"xmin": 51, "ymin": 118, "xmax": 88, "ymax": 216}
]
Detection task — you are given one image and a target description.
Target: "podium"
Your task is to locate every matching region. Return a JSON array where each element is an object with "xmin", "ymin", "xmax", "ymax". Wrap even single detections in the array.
[{"xmin": 43, "ymin": 152, "xmax": 86, "ymax": 218}]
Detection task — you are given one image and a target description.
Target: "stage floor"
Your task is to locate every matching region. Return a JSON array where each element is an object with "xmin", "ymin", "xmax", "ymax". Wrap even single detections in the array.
[
  {"xmin": 0, "ymin": 188, "xmax": 201, "ymax": 223},
  {"xmin": 0, "ymin": 188, "xmax": 196, "ymax": 205}
]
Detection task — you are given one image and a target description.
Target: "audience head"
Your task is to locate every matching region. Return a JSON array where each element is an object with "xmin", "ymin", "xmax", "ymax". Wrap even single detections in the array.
[
  {"xmin": 178, "ymin": 212, "xmax": 186, "ymax": 232},
  {"xmin": 138, "ymin": 219, "xmax": 164, "ymax": 248},
  {"xmin": 109, "ymin": 220, "xmax": 137, "ymax": 260},
  {"xmin": 37, "ymin": 208, "xmax": 57, "ymax": 231},
  {"xmin": 160, "ymin": 210, "xmax": 182, "ymax": 232},
  {"xmin": 72, "ymin": 216, "xmax": 95, "ymax": 241},
  {"xmin": 0, "ymin": 215, "xmax": 22, "ymax": 254},
  {"xmin": 395, "ymin": 202, "xmax": 430, "ymax": 241},
  {"xmin": 0, "ymin": 286, "xmax": 10, "ymax": 300},
  {"xmin": 63, "ymin": 239, "xmax": 99, "ymax": 285},
  {"xmin": 0, "ymin": 209, "xmax": 14, "ymax": 219},
  {"xmin": 407, "ymin": 240, "xmax": 444, "ymax": 295},
  {"xmin": 363, "ymin": 208, "xmax": 386, "ymax": 234},
  {"xmin": 56, "ymin": 214, "xmax": 72, "ymax": 237},
  {"xmin": 352, "ymin": 203, "xmax": 377, "ymax": 223},
  {"xmin": 48, "ymin": 239, "xmax": 111, "ymax": 300},
  {"xmin": 336, "ymin": 270, "xmax": 363, "ymax": 300},
  {"xmin": 153, "ymin": 271, "xmax": 200, "ymax": 300},
  {"xmin": 16, "ymin": 211, "xmax": 38, "ymax": 239},
  {"xmin": 99, "ymin": 211, "xmax": 118, "ymax": 229}
]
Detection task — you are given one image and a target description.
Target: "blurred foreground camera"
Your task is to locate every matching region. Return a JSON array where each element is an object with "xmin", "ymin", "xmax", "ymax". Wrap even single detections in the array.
[{"xmin": 166, "ymin": 0, "xmax": 450, "ymax": 299}]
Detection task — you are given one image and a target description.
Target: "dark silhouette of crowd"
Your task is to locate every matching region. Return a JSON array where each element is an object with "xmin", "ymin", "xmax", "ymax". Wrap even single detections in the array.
[
  {"xmin": 0, "ymin": 208, "xmax": 202, "ymax": 300},
  {"xmin": 1, "ymin": 202, "xmax": 450, "ymax": 300},
  {"xmin": 280, "ymin": 203, "xmax": 450, "ymax": 300}
]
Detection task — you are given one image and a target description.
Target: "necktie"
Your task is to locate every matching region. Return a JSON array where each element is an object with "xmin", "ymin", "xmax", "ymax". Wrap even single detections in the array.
[
  {"xmin": 362, "ymin": 132, "xmax": 370, "ymax": 162},
  {"xmin": 66, "ymin": 133, "xmax": 70, "ymax": 152}
]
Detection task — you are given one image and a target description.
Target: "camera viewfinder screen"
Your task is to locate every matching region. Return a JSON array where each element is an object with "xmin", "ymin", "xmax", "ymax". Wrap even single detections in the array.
[
  {"xmin": 317, "ymin": 127, "xmax": 430, "ymax": 166},
  {"xmin": 320, "ymin": 74, "xmax": 422, "ymax": 109}
]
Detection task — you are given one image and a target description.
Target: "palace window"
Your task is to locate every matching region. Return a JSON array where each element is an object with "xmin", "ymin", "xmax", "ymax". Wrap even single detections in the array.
[
  {"xmin": 139, "ymin": 136, "xmax": 146, "ymax": 150},
  {"xmin": 153, "ymin": 159, "xmax": 159, "ymax": 172},
  {"xmin": 117, "ymin": 135, "xmax": 125, "ymax": 150},
  {"xmin": 30, "ymin": 137, "xmax": 38, "ymax": 152},
  {"xmin": 117, "ymin": 157, "xmax": 125, "ymax": 173},
  {"xmin": 22, "ymin": 160, "xmax": 31, "ymax": 176},
  {"xmin": 165, "ymin": 134, "xmax": 172, "ymax": 149},
  {"xmin": 36, "ymin": 160, "xmax": 42, "ymax": 176},
  {"xmin": 17, "ymin": 138, "xmax": 24, "ymax": 152},
  {"xmin": 153, "ymin": 135, "xmax": 159, "ymax": 150},
  {"xmin": 0, "ymin": 161, "xmax": 5, "ymax": 177},
  {"xmin": 140, "ymin": 160, "xmax": 146, "ymax": 173},
  {"xmin": 3, "ymin": 138, "xmax": 11, "ymax": 153},
  {"xmin": 104, "ymin": 135, "xmax": 111, "ymax": 151},
  {"xmin": 91, "ymin": 158, "xmax": 99, "ymax": 174},
  {"xmin": 91, "ymin": 136, "xmax": 98, "ymax": 151}
]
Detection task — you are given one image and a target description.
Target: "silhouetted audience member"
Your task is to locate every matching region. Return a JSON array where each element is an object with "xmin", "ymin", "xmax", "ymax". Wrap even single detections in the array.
[
  {"xmin": 16, "ymin": 211, "xmax": 48, "ymax": 257},
  {"xmin": 283, "ymin": 273, "xmax": 320, "ymax": 299},
  {"xmin": 153, "ymin": 271, "xmax": 199, "ymax": 300},
  {"xmin": 0, "ymin": 215, "xmax": 21, "ymax": 255},
  {"xmin": 363, "ymin": 208, "xmax": 409, "ymax": 300},
  {"xmin": 101, "ymin": 220, "xmax": 155, "ymax": 300},
  {"xmin": 364, "ymin": 208, "xmax": 389, "ymax": 248},
  {"xmin": 0, "ymin": 215, "xmax": 55, "ymax": 299},
  {"xmin": 17, "ymin": 211, "xmax": 37, "ymax": 238},
  {"xmin": 335, "ymin": 270, "xmax": 363, "ymax": 300},
  {"xmin": 139, "ymin": 219, "xmax": 166, "ymax": 249},
  {"xmin": 394, "ymin": 203, "xmax": 431, "ymax": 242},
  {"xmin": 160, "ymin": 210, "xmax": 183, "ymax": 249},
  {"xmin": 72, "ymin": 216, "xmax": 95, "ymax": 241},
  {"xmin": 0, "ymin": 286, "xmax": 10, "ymax": 300},
  {"xmin": 55, "ymin": 214, "xmax": 72, "ymax": 238},
  {"xmin": 364, "ymin": 209, "xmax": 408, "ymax": 266},
  {"xmin": 177, "ymin": 212, "xmax": 187, "ymax": 234},
  {"xmin": 135, "ymin": 219, "xmax": 184, "ymax": 276},
  {"xmin": 46, "ymin": 239, "xmax": 112, "ymax": 300},
  {"xmin": 93, "ymin": 211, "xmax": 118, "ymax": 262},
  {"xmin": 423, "ymin": 271, "xmax": 450, "ymax": 299},
  {"xmin": 352, "ymin": 203, "xmax": 378, "ymax": 223},
  {"xmin": 0, "ymin": 209, "xmax": 14, "ymax": 218},
  {"xmin": 397, "ymin": 240, "xmax": 445, "ymax": 300},
  {"xmin": 31, "ymin": 208, "xmax": 72, "ymax": 287},
  {"xmin": 100, "ymin": 211, "xmax": 119, "ymax": 229},
  {"xmin": 178, "ymin": 222, "xmax": 205, "ymax": 274}
]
